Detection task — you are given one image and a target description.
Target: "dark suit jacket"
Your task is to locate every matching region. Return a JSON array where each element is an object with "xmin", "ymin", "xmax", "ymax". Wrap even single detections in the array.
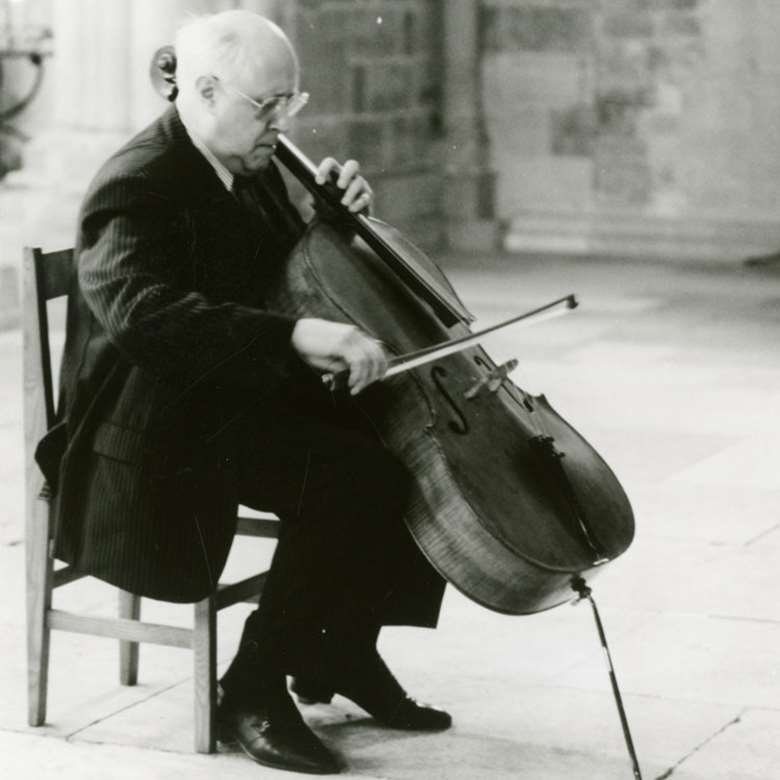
[{"xmin": 40, "ymin": 106, "xmax": 307, "ymax": 602}]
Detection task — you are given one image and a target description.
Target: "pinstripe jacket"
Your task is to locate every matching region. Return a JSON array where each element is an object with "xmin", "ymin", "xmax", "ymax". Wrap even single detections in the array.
[{"xmin": 40, "ymin": 105, "xmax": 307, "ymax": 602}]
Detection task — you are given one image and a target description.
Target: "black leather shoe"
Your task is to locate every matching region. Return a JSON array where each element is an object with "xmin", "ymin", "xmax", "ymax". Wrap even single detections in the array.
[
  {"xmin": 218, "ymin": 686, "xmax": 341, "ymax": 775},
  {"xmin": 291, "ymin": 651, "xmax": 452, "ymax": 731}
]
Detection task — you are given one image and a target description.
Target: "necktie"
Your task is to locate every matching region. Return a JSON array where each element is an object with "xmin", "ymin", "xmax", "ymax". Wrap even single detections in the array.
[{"xmin": 231, "ymin": 176, "xmax": 303, "ymax": 260}]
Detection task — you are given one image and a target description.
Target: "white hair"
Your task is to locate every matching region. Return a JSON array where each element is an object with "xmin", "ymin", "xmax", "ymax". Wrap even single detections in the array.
[{"xmin": 174, "ymin": 10, "xmax": 297, "ymax": 96}]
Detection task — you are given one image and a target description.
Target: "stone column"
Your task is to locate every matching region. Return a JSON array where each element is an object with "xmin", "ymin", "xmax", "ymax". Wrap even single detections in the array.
[
  {"xmin": 3, "ymin": 1, "xmax": 253, "ymax": 327},
  {"xmin": 55, "ymin": 0, "xmax": 132, "ymax": 132},
  {"xmin": 442, "ymin": 0, "xmax": 497, "ymax": 251},
  {"xmin": 0, "ymin": 0, "xmax": 133, "ymax": 318},
  {"xmin": 129, "ymin": 0, "xmax": 215, "ymax": 130},
  {"xmin": 4, "ymin": 0, "xmax": 137, "ymax": 256},
  {"xmin": 0, "ymin": 1, "xmax": 219, "ymax": 291}
]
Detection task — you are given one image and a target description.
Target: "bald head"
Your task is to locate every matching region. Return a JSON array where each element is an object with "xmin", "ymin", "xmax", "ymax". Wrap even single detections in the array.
[
  {"xmin": 175, "ymin": 11, "xmax": 298, "ymax": 100},
  {"xmin": 174, "ymin": 11, "xmax": 301, "ymax": 176}
]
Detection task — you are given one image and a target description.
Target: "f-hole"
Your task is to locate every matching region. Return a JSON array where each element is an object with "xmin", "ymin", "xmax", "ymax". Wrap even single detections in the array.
[{"xmin": 431, "ymin": 365, "xmax": 469, "ymax": 434}]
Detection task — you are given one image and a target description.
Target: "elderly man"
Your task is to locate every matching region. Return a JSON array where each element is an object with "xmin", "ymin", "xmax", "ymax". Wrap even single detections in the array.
[{"xmin": 43, "ymin": 9, "xmax": 449, "ymax": 776}]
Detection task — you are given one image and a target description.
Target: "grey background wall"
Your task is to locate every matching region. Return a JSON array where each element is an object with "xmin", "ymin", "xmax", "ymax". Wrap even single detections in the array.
[{"xmin": 3, "ymin": 0, "xmax": 780, "ymax": 267}]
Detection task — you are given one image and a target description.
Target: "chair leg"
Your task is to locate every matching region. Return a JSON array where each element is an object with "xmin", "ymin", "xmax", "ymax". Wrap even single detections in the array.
[
  {"xmin": 193, "ymin": 595, "xmax": 217, "ymax": 754},
  {"xmin": 118, "ymin": 591, "xmax": 141, "ymax": 685},
  {"xmin": 25, "ymin": 497, "xmax": 53, "ymax": 726}
]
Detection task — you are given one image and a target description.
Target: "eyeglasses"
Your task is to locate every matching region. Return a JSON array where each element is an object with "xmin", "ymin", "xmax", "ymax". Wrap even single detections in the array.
[{"xmin": 212, "ymin": 76, "xmax": 309, "ymax": 122}]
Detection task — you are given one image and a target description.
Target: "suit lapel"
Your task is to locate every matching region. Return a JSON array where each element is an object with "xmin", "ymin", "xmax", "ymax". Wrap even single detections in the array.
[{"xmin": 155, "ymin": 106, "xmax": 305, "ymax": 297}]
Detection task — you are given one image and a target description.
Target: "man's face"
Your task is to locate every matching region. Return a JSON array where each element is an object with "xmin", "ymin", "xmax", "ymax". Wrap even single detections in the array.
[{"xmin": 207, "ymin": 56, "xmax": 298, "ymax": 177}]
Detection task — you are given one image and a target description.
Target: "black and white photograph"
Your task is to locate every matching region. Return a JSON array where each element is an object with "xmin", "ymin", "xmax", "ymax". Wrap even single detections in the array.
[{"xmin": 0, "ymin": 1, "xmax": 777, "ymax": 778}]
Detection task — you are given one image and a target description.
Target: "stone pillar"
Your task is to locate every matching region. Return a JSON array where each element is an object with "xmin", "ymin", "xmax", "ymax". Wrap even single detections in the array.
[
  {"xmin": 129, "ymin": 0, "xmax": 215, "ymax": 130},
  {"xmin": 442, "ymin": 0, "xmax": 497, "ymax": 251},
  {"xmin": 5, "ymin": 0, "xmax": 138, "ymax": 256},
  {"xmin": 55, "ymin": 0, "xmax": 132, "ymax": 131},
  {"xmin": 0, "ymin": 0, "xmax": 223, "ymax": 302}
]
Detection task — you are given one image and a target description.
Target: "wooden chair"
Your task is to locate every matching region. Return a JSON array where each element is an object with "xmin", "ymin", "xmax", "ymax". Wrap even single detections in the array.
[{"xmin": 23, "ymin": 246, "xmax": 280, "ymax": 753}]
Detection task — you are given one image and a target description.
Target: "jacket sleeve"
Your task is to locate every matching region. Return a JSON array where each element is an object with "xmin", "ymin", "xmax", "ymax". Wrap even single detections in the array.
[{"xmin": 77, "ymin": 171, "xmax": 298, "ymax": 398}]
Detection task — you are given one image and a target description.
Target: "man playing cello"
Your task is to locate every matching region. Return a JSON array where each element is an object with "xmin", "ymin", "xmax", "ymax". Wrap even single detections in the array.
[{"xmin": 42, "ymin": 9, "xmax": 449, "ymax": 775}]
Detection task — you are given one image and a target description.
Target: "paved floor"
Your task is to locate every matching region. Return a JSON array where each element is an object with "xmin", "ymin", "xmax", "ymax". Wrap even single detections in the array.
[{"xmin": 1, "ymin": 251, "xmax": 778, "ymax": 779}]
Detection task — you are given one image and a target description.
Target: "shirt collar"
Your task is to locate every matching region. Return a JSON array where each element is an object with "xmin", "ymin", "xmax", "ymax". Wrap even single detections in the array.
[{"xmin": 180, "ymin": 117, "xmax": 234, "ymax": 192}]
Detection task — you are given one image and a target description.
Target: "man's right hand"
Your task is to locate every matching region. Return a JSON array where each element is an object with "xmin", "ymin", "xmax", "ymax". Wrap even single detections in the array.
[{"xmin": 291, "ymin": 318, "xmax": 387, "ymax": 395}]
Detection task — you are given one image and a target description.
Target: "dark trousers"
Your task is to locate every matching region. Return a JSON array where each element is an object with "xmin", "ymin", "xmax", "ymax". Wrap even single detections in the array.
[{"xmin": 220, "ymin": 394, "xmax": 445, "ymax": 698}]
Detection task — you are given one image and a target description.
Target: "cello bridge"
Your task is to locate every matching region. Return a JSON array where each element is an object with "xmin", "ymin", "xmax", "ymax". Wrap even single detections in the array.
[{"xmin": 530, "ymin": 434, "xmax": 566, "ymax": 460}]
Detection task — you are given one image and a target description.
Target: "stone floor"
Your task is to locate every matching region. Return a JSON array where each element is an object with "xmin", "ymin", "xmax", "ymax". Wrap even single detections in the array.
[{"xmin": 1, "ymin": 250, "xmax": 779, "ymax": 779}]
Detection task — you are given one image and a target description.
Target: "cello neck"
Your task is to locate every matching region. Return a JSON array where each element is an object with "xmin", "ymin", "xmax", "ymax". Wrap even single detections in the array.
[{"xmin": 274, "ymin": 134, "xmax": 470, "ymax": 327}]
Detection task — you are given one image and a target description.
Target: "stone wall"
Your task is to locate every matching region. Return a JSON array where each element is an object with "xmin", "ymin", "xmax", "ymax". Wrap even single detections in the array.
[
  {"xmin": 483, "ymin": 0, "xmax": 780, "ymax": 260},
  {"xmin": 286, "ymin": 0, "xmax": 445, "ymax": 247},
  {"xmin": 0, "ymin": 0, "xmax": 452, "ymax": 328},
  {"xmin": 8, "ymin": 0, "xmax": 778, "ymax": 276}
]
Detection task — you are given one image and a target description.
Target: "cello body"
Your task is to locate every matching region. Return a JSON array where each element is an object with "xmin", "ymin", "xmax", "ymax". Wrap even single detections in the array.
[
  {"xmin": 148, "ymin": 42, "xmax": 634, "ymax": 615},
  {"xmin": 268, "ymin": 219, "xmax": 635, "ymax": 615}
]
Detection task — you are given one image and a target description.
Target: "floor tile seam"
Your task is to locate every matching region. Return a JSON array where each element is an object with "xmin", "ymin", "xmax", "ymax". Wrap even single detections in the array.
[
  {"xmin": 540, "ymin": 683, "xmax": 770, "ymax": 711},
  {"xmin": 636, "ymin": 531, "xmax": 773, "ymax": 548},
  {"xmin": 557, "ymin": 611, "xmax": 780, "ymax": 632},
  {"xmin": 547, "ymin": 607, "xmax": 780, "ymax": 628},
  {"xmin": 66, "ymin": 728, "xmax": 396, "ymax": 774},
  {"xmin": 519, "ymin": 687, "xmax": 780, "ymax": 726},
  {"xmin": 41, "ymin": 661, "xmax": 235, "ymax": 741},
  {"xmin": 392, "ymin": 727, "xmax": 631, "ymax": 762},
  {"xmin": 708, "ymin": 614, "xmax": 780, "ymax": 627},
  {"xmin": 0, "ymin": 722, "xmax": 208, "ymax": 760},
  {"xmin": 480, "ymin": 683, "xmax": 688, "ymax": 704},
  {"xmin": 743, "ymin": 522, "xmax": 780, "ymax": 547},
  {"xmin": 653, "ymin": 708, "xmax": 745, "ymax": 780},
  {"xmin": 631, "ymin": 532, "xmax": 750, "ymax": 548},
  {"xmin": 556, "ymin": 422, "xmax": 755, "ymax": 437},
  {"xmin": 742, "ymin": 704, "xmax": 780, "ymax": 715},
  {"xmin": 65, "ymin": 733, "xmax": 219, "ymax": 759},
  {"xmin": 63, "ymin": 674, "xmax": 192, "ymax": 741}
]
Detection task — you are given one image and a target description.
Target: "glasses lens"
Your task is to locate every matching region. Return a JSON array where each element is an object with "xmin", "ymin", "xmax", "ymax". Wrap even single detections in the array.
[
  {"xmin": 285, "ymin": 92, "xmax": 309, "ymax": 119},
  {"xmin": 260, "ymin": 97, "xmax": 286, "ymax": 116},
  {"xmin": 260, "ymin": 93, "xmax": 309, "ymax": 121}
]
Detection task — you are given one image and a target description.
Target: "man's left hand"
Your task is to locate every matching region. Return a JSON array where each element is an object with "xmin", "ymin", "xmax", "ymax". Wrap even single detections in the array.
[{"xmin": 315, "ymin": 158, "xmax": 373, "ymax": 214}]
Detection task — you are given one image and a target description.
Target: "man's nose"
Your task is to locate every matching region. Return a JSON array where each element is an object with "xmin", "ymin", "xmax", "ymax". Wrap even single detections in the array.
[{"xmin": 269, "ymin": 111, "xmax": 291, "ymax": 133}]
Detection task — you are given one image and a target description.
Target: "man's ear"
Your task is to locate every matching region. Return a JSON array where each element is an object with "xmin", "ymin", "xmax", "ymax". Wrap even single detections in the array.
[{"xmin": 194, "ymin": 75, "xmax": 217, "ymax": 107}]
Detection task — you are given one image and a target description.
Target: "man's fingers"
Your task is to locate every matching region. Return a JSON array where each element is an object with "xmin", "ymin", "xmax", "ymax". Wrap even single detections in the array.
[
  {"xmin": 340, "ymin": 176, "xmax": 367, "ymax": 207},
  {"xmin": 315, "ymin": 157, "xmax": 359, "ymax": 188},
  {"xmin": 337, "ymin": 159, "xmax": 360, "ymax": 189},
  {"xmin": 346, "ymin": 338, "xmax": 387, "ymax": 395},
  {"xmin": 315, "ymin": 159, "xmax": 372, "ymax": 213},
  {"xmin": 347, "ymin": 190, "xmax": 372, "ymax": 214},
  {"xmin": 344, "ymin": 346, "xmax": 366, "ymax": 392},
  {"xmin": 290, "ymin": 318, "xmax": 386, "ymax": 395},
  {"xmin": 346, "ymin": 344, "xmax": 372, "ymax": 394},
  {"xmin": 315, "ymin": 157, "xmax": 340, "ymax": 185}
]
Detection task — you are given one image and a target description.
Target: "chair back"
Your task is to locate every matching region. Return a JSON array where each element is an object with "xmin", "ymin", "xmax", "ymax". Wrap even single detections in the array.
[
  {"xmin": 22, "ymin": 247, "xmax": 73, "ymax": 498},
  {"xmin": 21, "ymin": 245, "xmax": 279, "ymax": 750}
]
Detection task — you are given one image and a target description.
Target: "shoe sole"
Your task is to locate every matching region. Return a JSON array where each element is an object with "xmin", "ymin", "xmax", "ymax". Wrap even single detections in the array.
[
  {"xmin": 220, "ymin": 723, "xmax": 341, "ymax": 775},
  {"xmin": 294, "ymin": 693, "xmax": 453, "ymax": 732}
]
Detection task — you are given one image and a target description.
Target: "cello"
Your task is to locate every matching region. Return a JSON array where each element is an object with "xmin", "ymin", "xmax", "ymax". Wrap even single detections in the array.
[{"xmin": 152, "ymin": 46, "xmax": 642, "ymax": 778}]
